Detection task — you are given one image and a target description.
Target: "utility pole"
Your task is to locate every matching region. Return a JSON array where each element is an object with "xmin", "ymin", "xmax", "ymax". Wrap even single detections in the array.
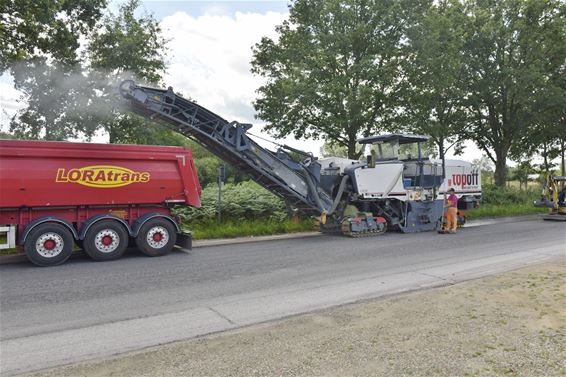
[{"xmin": 217, "ymin": 164, "xmax": 225, "ymax": 223}]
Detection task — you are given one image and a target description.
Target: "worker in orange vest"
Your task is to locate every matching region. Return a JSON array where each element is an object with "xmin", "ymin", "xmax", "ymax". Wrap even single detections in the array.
[{"xmin": 446, "ymin": 187, "xmax": 459, "ymax": 234}]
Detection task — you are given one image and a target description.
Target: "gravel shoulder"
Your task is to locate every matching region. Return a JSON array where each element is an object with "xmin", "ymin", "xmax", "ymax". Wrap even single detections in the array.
[{"xmin": 21, "ymin": 260, "xmax": 565, "ymax": 377}]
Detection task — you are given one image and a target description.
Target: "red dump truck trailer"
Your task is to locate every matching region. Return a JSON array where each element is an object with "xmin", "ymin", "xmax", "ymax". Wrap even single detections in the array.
[{"xmin": 0, "ymin": 140, "xmax": 201, "ymax": 266}]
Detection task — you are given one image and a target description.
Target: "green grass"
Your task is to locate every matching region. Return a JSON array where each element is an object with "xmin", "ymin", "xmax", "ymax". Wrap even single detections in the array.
[
  {"xmin": 466, "ymin": 204, "xmax": 548, "ymax": 219},
  {"xmin": 466, "ymin": 184, "xmax": 550, "ymax": 219},
  {"xmin": 0, "ymin": 234, "xmax": 19, "ymax": 256},
  {"xmin": 189, "ymin": 219, "xmax": 316, "ymax": 240}
]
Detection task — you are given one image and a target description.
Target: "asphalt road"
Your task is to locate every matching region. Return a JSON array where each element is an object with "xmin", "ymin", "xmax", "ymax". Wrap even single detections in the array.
[{"xmin": 1, "ymin": 218, "xmax": 564, "ymax": 376}]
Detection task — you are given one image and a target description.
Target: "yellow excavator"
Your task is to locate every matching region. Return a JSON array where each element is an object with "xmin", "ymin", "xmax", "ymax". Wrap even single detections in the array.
[{"xmin": 534, "ymin": 174, "xmax": 566, "ymax": 221}]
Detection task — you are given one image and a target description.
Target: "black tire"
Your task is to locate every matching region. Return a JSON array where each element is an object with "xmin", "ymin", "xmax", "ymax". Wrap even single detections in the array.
[
  {"xmin": 24, "ymin": 223, "xmax": 74, "ymax": 267},
  {"xmin": 83, "ymin": 220, "xmax": 129, "ymax": 261},
  {"xmin": 135, "ymin": 218, "xmax": 177, "ymax": 257}
]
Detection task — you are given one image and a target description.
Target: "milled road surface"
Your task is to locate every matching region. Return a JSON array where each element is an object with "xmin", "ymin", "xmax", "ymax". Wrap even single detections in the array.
[{"xmin": 1, "ymin": 218, "xmax": 564, "ymax": 376}]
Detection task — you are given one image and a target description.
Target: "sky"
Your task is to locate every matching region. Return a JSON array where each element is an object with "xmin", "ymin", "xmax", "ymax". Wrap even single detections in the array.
[{"xmin": 1, "ymin": 0, "xmax": 484, "ymax": 161}]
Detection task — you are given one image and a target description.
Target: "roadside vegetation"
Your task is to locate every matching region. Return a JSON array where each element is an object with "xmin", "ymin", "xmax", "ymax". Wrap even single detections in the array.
[
  {"xmin": 467, "ymin": 185, "xmax": 548, "ymax": 219},
  {"xmin": 175, "ymin": 181, "xmax": 315, "ymax": 240},
  {"xmin": 191, "ymin": 219, "xmax": 314, "ymax": 240}
]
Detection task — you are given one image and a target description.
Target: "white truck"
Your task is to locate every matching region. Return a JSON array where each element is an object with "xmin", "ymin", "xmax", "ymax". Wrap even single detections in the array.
[{"xmin": 439, "ymin": 159, "xmax": 481, "ymax": 204}]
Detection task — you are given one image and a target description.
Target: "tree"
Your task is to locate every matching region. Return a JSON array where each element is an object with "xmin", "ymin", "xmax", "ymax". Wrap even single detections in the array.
[
  {"xmin": 8, "ymin": 0, "xmax": 169, "ymax": 143},
  {"xmin": 319, "ymin": 141, "xmax": 350, "ymax": 158},
  {"xmin": 510, "ymin": 159, "xmax": 535, "ymax": 190},
  {"xmin": 462, "ymin": 0, "xmax": 565, "ymax": 186},
  {"xmin": 556, "ymin": 117, "xmax": 566, "ymax": 176},
  {"xmin": 251, "ymin": 0, "xmax": 428, "ymax": 159},
  {"xmin": 85, "ymin": 0, "xmax": 168, "ymax": 144},
  {"xmin": 0, "ymin": 131, "xmax": 15, "ymax": 139},
  {"xmin": 509, "ymin": 1, "xmax": 566, "ymax": 177},
  {"xmin": 512, "ymin": 119, "xmax": 565, "ymax": 175},
  {"xmin": 0, "ymin": 0, "xmax": 107, "ymax": 72},
  {"xmin": 401, "ymin": 0, "xmax": 468, "ymax": 165},
  {"xmin": 9, "ymin": 59, "xmax": 95, "ymax": 140},
  {"xmin": 87, "ymin": 0, "xmax": 166, "ymax": 84}
]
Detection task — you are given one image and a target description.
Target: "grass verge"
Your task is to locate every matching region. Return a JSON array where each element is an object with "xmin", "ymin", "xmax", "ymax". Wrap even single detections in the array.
[
  {"xmin": 466, "ymin": 203, "xmax": 548, "ymax": 219},
  {"xmin": 189, "ymin": 219, "xmax": 316, "ymax": 240}
]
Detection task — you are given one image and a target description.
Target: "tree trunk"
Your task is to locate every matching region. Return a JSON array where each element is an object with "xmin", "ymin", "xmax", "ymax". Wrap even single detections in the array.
[
  {"xmin": 494, "ymin": 158, "xmax": 507, "ymax": 187},
  {"xmin": 437, "ymin": 140, "xmax": 446, "ymax": 180},
  {"xmin": 542, "ymin": 142, "xmax": 549, "ymax": 174},
  {"xmin": 561, "ymin": 139, "xmax": 565, "ymax": 176},
  {"xmin": 347, "ymin": 139, "xmax": 358, "ymax": 160},
  {"xmin": 108, "ymin": 125, "xmax": 117, "ymax": 144}
]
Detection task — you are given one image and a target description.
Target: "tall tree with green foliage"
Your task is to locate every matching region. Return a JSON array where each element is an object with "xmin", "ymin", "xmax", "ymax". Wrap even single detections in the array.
[
  {"xmin": 251, "ymin": 0, "xmax": 428, "ymax": 159},
  {"xmin": 319, "ymin": 141, "xmax": 350, "ymax": 158},
  {"xmin": 8, "ymin": 0, "xmax": 169, "ymax": 143},
  {"xmin": 401, "ymin": 0, "xmax": 468, "ymax": 164},
  {"xmin": 9, "ymin": 59, "xmax": 92, "ymax": 140},
  {"xmin": 0, "ymin": 0, "xmax": 107, "ymax": 72},
  {"xmin": 86, "ymin": 0, "xmax": 168, "ymax": 144},
  {"xmin": 462, "ymin": 0, "xmax": 565, "ymax": 186},
  {"xmin": 3, "ymin": 0, "xmax": 108, "ymax": 140},
  {"xmin": 512, "ymin": 116, "xmax": 566, "ymax": 175},
  {"xmin": 514, "ymin": 0, "xmax": 566, "ymax": 176}
]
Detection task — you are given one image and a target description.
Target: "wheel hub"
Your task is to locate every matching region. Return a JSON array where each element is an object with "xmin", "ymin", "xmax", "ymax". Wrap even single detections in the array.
[
  {"xmin": 146, "ymin": 226, "xmax": 169, "ymax": 249},
  {"xmin": 36, "ymin": 233, "xmax": 64, "ymax": 258},
  {"xmin": 101, "ymin": 235, "xmax": 113, "ymax": 246},
  {"xmin": 44, "ymin": 240, "xmax": 56, "ymax": 250},
  {"xmin": 94, "ymin": 229, "xmax": 120, "ymax": 253}
]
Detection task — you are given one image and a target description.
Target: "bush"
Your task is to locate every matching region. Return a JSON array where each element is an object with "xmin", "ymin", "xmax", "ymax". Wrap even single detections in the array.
[
  {"xmin": 481, "ymin": 184, "xmax": 541, "ymax": 205},
  {"xmin": 176, "ymin": 181, "xmax": 288, "ymax": 226},
  {"xmin": 465, "ymin": 184, "xmax": 547, "ymax": 219},
  {"xmin": 173, "ymin": 180, "xmax": 316, "ymax": 239}
]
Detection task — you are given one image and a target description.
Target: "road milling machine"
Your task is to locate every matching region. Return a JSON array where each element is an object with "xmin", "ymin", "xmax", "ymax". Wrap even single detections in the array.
[
  {"xmin": 534, "ymin": 174, "xmax": 566, "ymax": 221},
  {"xmin": 120, "ymin": 80, "xmax": 445, "ymax": 236}
]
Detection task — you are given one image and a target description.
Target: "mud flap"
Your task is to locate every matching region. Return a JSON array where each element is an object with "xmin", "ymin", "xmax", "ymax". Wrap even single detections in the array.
[{"xmin": 175, "ymin": 232, "xmax": 192, "ymax": 250}]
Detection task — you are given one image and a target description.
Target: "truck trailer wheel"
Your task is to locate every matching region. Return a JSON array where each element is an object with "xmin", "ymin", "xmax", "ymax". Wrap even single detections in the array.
[
  {"xmin": 24, "ymin": 223, "xmax": 74, "ymax": 267},
  {"xmin": 83, "ymin": 220, "xmax": 129, "ymax": 261},
  {"xmin": 136, "ymin": 219, "xmax": 176, "ymax": 257}
]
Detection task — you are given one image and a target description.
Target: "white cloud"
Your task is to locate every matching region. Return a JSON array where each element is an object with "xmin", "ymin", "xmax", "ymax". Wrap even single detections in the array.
[
  {"xmin": 201, "ymin": 4, "xmax": 230, "ymax": 17},
  {"xmin": 161, "ymin": 11, "xmax": 282, "ymax": 121},
  {"xmin": 160, "ymin": 10, "xmax": 325, "ymax": 156}
]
